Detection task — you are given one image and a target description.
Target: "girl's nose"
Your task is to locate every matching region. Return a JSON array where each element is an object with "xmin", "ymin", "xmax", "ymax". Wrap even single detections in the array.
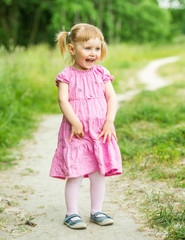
[{"xmin": 90, "ymin": 49, "xmax": 95, "ymax": 56}]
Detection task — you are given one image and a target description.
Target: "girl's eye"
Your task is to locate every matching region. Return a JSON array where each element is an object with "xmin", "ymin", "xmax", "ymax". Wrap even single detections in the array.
[
  {"xmin": 96, "ymin": 48, "xmax": 100, "ymax": 51},
  {"xmin": 85, "ymin": 47, "xmax": 90, "ymax": 50}
]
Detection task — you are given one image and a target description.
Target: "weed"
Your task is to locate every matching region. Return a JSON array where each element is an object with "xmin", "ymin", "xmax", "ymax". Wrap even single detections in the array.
[
  {"xmin": 139, "ymin": 191, "xmax": 185, "ymax": 239},
  {"xmin": 0, "ymin": 208, "xmax": 4, "ymax": 213}
]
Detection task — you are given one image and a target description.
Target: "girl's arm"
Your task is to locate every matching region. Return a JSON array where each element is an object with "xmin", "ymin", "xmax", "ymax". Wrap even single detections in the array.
[
  {"xmin": 104, "ymin": 80, "xmax": 118, "ymax": 122},
  {"xmin": 97, "ymin": 80, "xmax": 118, "ymax": 143},
  {"xmin": 58, "ymin": 81, "xmax": 84, "ymax": 141}
]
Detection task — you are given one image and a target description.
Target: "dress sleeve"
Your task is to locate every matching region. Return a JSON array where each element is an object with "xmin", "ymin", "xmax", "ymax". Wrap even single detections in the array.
[
  {"xmin": 97, "ymin": 65, "xmax": 114, "ymax": 83},
  {"xmin": 55, "ymin": 71, "xmax": 69, "ymax": 87}
]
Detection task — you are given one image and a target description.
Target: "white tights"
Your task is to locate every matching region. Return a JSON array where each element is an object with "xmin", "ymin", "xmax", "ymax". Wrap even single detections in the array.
[{"xmin": 65, "ymin": 171, "xmax": 105, "ymax": 217}]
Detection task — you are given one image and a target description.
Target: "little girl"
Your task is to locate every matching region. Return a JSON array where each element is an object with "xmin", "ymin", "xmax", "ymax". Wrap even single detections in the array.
[{"xmin": 50, "ymin": 23, "xmax": 122, "ymax": 229}]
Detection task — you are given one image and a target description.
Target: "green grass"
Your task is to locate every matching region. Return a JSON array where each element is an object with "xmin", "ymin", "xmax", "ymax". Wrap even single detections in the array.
[
  {"xmin": 114, "ymin": 47, "xmax": 185, "ymax": 239},
  {"xmin": 141, "ymin": 191, "xmax": 185, "ymax": 240},
  {"xmin": 0, "ymin": 45, "xmax": 63, "ymax": 169},
  {"xmin": 116, "ymin": 88, "xmax": 185, "ymax": 164},
  {"xmin": 115, "ymin": 54, "xmax": 185, "ymax": 179},
  {"xmin": 104, "ymin": 40, "xmax": 185, "ymax": 92}
]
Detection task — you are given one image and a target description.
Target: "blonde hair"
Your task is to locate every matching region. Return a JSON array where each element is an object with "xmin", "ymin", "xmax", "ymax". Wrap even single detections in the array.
[{"xmin": 56, "ymin": 23, "xmax": 107, "ymax": 61}]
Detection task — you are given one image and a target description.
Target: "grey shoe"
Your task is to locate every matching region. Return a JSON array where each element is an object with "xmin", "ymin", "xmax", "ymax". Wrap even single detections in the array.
[
  {"xmin": 90, "ymin": 212, "xmax": 113, "ymax": 226},
  {"xmin": 64, "ymin": 214, "xmax": 87, "ymax": 229}
]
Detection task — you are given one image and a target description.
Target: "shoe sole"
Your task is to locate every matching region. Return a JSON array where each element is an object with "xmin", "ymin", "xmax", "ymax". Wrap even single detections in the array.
[
  {"xmin": 64, "ymin": 221, "xmax": 87, "ymax": 229},
  {"xmin": 90, "ymin": 219, "xmax": 114, "ymax": 226}
]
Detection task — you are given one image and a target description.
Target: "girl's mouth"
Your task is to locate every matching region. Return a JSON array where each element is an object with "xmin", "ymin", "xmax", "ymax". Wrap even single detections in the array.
[{"xmin": 86, "ymin": 59, "xmax": 95, "ymax": 63}]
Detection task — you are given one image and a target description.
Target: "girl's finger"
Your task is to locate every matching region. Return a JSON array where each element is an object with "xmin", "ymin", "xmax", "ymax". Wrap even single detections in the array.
[
  {"xmin": 76, "ymin": 134, "xmax": 81, "ymax": 139},
  {"xmin": 78, "ymin": 132, "xmax": 84, "ymax": 138},
  {"xmin": 69, "ymin": 132, "xmax": 74, "ymax": 142},
  {"xmin": 108, "ymin": 133, "xmax": 111, "ymax": 144},
  {"xmin": 97, "ymin": 131, "xmax": 104, "ymax": 140},
  {"xmin": 103, "ymin": 133, "xmax": 108, "ymax": 143},
  {"xmin": 112, "ymin": 132, "xmax": 118, "ymax": 142},
  {"xmin": 78, "ymin": 133, "xmax": 82, "ymax": 138}
]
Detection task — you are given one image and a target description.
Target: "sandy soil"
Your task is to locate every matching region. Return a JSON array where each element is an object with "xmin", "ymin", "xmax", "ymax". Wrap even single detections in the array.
[
  {"xmin": 137, "ymin": 56, "xmax": 180, "ymax": 91},
  {"xmin": 0, "ymin": 57, "xmax": 179, "ymax": 240}
]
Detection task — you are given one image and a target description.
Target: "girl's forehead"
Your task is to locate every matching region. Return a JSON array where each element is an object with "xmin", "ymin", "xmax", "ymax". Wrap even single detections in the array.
[{"xmin": 77, "ymin": 38, "xmax": 101, "ymax": 46}]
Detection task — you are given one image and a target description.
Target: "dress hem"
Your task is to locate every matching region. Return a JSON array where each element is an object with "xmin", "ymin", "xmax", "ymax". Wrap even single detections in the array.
[{"xmin": 49, "ymin": 169, "xmax": 122, "ymax": 180}]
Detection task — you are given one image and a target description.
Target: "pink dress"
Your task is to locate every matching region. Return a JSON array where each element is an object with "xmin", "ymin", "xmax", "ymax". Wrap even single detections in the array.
[{"xmin": 50, "ymin": 65, "xmax": 122, "ymax": 179}]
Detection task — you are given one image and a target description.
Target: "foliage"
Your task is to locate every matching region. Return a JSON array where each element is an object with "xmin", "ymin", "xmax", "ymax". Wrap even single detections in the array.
[
  {"xmin": 142, "ymin": 191, "xmax": 185, "ymax": 240},
  {"xmin": 170, "ymin": 8, "xmax": 185, "ymax": 35},
  {"xmin": 114, "ymin": 52, "xmax": 185, "ymax": 189},
  {"xmin": 113, "ymin": 50, "xmax": 185, "ymax": 239},
  {"xmin": 115, "ymin": 87, "xmax": 185, "ymax": 163},
  {"xmin": 0, "ymin": 45, "xmax": 62, "ymax": 169},
  {"xmin": 0, "ymin": 0, "xmax": 177, "ymax": 50}
]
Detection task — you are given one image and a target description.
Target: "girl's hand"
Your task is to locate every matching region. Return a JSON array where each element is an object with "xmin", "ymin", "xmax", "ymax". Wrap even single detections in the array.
[
  {"xmin": 69, "ymin": 120, "xmax": 85, "ymax": 142},
  {"xmin": 97, "ymin": 120, "xmax": 117, "ymax": 144}
]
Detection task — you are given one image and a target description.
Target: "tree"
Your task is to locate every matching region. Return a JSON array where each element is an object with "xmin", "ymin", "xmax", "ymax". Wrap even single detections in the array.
[{"xmin": 0, "ymin": 0, "xmax": 181, "ymax": 50}]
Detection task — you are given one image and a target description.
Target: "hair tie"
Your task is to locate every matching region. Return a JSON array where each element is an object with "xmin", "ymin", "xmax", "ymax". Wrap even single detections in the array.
[{"xmin": 67, "ymin": 32, "xmax": 71, "ymax": 37}]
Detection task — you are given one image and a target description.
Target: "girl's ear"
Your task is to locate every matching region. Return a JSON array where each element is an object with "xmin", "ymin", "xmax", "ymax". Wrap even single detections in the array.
[{"xmin": 68, "ymin": 44, "xmax": 75, "ymax": 56}]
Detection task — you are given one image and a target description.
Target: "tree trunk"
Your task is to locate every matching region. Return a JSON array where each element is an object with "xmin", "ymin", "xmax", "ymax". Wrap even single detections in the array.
[
  {"xmin": 115, "ymin": 20, "xmax": 121, "ymax": 43},
  {"xmin": 29, "ymin": 6, "xmax": 42, "ymax": 45}
]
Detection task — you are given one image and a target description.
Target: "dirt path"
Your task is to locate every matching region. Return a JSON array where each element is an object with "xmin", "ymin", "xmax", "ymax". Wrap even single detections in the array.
[
  {"xmin": 137, "ymin": 56, "xmax": 179, "ymax": 91},
  {"xmin": 0, "ymin": 57, "xmax": 179, "ymax": 240},
  {"xmin": 116, "ymin": 56, "xmax": 179, "ymax": 105}
]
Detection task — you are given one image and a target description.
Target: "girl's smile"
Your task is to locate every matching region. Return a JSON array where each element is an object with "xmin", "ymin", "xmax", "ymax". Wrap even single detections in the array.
[{"xmin": 69, "ymin": 38, "xmax": 101, "ymax": 71}]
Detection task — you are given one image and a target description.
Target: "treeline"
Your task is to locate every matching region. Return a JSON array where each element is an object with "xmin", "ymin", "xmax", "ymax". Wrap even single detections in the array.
[{"xmin": 0, "ymin": 0, "xmax": 185, "ymax": 50}]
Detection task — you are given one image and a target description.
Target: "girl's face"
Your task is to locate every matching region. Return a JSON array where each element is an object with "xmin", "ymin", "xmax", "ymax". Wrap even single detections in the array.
[{"xmin": 69, "ymin": 38, "xmax": 101, "ymax": 71}]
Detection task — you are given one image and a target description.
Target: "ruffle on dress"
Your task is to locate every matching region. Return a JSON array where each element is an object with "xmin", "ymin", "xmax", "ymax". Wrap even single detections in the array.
[
  {"xmin": 50, "ymin": 118, "xmax": 122, "ymax": 179},
  {"xmin": 96, "ymin": 65, "xmax": 114, "ymax": 83},
  {"xmin": 55, "ymin": 65, "xmax": 114, "ymax": 87}
]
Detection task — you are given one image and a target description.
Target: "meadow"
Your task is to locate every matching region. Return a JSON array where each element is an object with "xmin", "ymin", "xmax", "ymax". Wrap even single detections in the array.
[
  {"xmin": 114, "ymin": 53, "xmax": 185, "ymax": 239},
  {"xmin": 0, "ymin": 39, "xmax": 185, "ymax": 239},
  {"xmin": 113, "ymin": 39, "xmax": 185, "ymax": 239}
]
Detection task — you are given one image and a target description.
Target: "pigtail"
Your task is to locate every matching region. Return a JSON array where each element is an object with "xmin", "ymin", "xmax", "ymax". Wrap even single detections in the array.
[
  {"xmin": 100, "ymin": 41, "xmax": 107, "ymax": 61},
  {"xmin": 56, "ymin": 31, "xmax": 68, "ymax": 56}
]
